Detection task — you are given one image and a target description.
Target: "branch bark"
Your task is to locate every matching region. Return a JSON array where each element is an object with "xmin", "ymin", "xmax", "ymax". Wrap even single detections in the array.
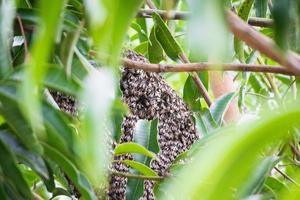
[
  {"xmin": 122, "ymin": 58, "xmax": 296, "ymax": 76},
  {"xmin": 137, "ymin": 9, "xmax": 273, "ymax": 27}
]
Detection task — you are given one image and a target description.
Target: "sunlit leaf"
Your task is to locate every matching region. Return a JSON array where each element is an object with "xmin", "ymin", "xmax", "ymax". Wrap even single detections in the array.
[
  {"xmin": 148, "ymin": 26, "xmax": 164, "ymax": 63},
  {"xmin": 210, "ymin": 92, "xmax": 235, "ymax": 125},
  {"xmin": 187, "ymin": 0, "xmax": 228, "ymax": 61},
  {"xmin": 76, "ymin": 68, "xmax": 115, "ymax": 186},
  {"xmin": 152, "ymin": 12, "xmax": 183, "ymax": 61},
  {"xmin": 84, "ymin": 0, "xmax": 143, "ymax": 66},
  {"xmin": 114, "ymin": 142, "xmax": 157, "ymax": 159},
  {"xmin": 183, "ymin": 75, "xmax": 201, "ymax": 112},
  {"xmin": 234, "ymin": 0, "xmax": 254, "ymax": 62},
  {"xmin": 20, "ymin": 0, "xmax": 66, "ymax": 136},
  {"xmin": 195, "ymin": 108, "xmax": 218, "ymax": 136},
  {"xmin": 119, "ymin": 160, "xmax": 158, "ymax": 176},
  {"xmin": 158, "ymin": 106, "xmax": 300, "ymax": 199}
]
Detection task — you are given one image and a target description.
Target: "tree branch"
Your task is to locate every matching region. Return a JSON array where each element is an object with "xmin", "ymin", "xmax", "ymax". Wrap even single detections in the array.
[
  {"xmin": 137, "ymin": 9, "xmax": 273, "ymax": 27},
  {"xmin": 122, "ymin": 58, "xmax": 296, "ymax": 76}
]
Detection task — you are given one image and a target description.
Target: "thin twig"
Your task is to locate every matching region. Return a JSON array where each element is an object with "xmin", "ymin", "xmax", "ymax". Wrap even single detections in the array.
[
  {"xmin": 246, "ymin": 92, "xmax": 273, "ymax": 100},
  {"xmin": 122, "ymin": 58, "xmax": 296, "ymax": 76},
  {"xmin": 16, "ymin": 15, "xmax": 28, "ymax": 56},
  {"xmin": 274, "ymin": 166, "xmax": 300, "ymax": 186},
  {"xmin": 282, "ymin": 78, "xmax": 297, "ymax": 100},
  {"xmin": 111, "ymin": 170, "xmax": 164, "ymax": 181},
  {"xmin": 137, "ymin": 9, "xmax": 273, "ymax": 27}
]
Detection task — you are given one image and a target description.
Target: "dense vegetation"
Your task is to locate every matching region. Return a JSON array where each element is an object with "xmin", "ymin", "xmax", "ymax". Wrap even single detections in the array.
[{"xmin": 1, "ymin": 0, "xmax": 300, "ymax": 199}]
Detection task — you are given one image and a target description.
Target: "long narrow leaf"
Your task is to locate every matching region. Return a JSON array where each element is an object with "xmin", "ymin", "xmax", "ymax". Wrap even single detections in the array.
[{"xmin": 114, "ymin": 142, "xmax": 157, "ymax": 160}]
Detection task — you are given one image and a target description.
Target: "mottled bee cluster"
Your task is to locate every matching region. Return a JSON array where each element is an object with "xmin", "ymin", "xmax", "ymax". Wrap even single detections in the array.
[
  {"xmin": 50, "ymin": 90, "xmax": 77, "ymax": 115},
  {"xmin": 109, "ymin": 50, "xmax": 199, "ymax": 199}
]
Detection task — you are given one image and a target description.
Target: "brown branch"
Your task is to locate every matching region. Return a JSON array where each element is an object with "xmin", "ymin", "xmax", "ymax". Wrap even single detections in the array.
[
  {"xmin": 226, "ymin": 10, "xmax": 300, "ymax": 74},
  {"xmin": 122, "ymin": 58, "xmax": 297, "ymax": 76},
  {"xmin": 137, "ymin": 9, "xmax": 273, "ymax": 27}
]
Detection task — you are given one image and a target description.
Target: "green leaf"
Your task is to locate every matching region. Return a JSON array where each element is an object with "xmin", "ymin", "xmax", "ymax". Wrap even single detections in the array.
[
  {"xmin": 136, "ymin": 18, "xmax": 148, "ymax": 35},
  {"xmin": 0, "ymin": 82, "xmax": 42, "ymax": 153},
  {"xmin": 119, "ymin": 160, "xmax": 158, "ymax": 176},
  {"xmin": 134, "ymin": 41, "xmax": 149, "ymax": 55},
  {"xmin": 188, "ymin": 0, "xmax": 228, "ymax": 61},
  {"xmin": 210, "ymin": 92, "xmax": 235, "ymax": 125},
  {"xmin": 10, "ymin": 65, "xmax": 81, "ymax": 96},
  {"xmin": 0, "ymin": 138, "xmax": 33, "ymax": 199},
  {"xmin": 238, "ymin": 156, "xmax": 280, "ymax": 198},
  {"xmin": 126, "ymin": 119, "xmax": 159, "ymax": 200},
  {"xmin": 158, "ymin": 106, "xmax": 300, "ymax": 199},
  {"xmin": 239, "ymin": 0, "xmax": 255, "ymax": 21},
  {"xmin": 42, "ymin": 143, "xmax": 97, "ymax": 200},
  {"xmin": 20, "ymin": 0, "xmax": 66, "ymax": 136},
  {"xmin": 195, "ymin": 108, "xmax": 218, "ymax": 136},
  {"xmin": 272, "ymin": 0, "xmax": 291, "ymax": 50},
  {"xmin": 254, "ymin": 0, "xmax": 268, "ymax": 18},
  {"xmin": 0, "ymin": 129, "xmax": 49, "ymax": 180},
  {"xmin": 148, "ymin": 26, "xmax": 164, "ymax": 63},
  {"xmin": 234, "ymin": 0, "xmax": 255, "ymax": 62},
  {"xmin": 183, "ymin": 75, "xmax": 201, "ymax": 112},
  {"xmin": 44, "ymin": 66, "xmax": 81, "ymax": 96},
  {"xmin": 50, "ymin": 187, "xmax": 72, "ymax": 199},
  {"xmin": 76, "ymin": 69, "xmax": 115, "ymax": 186},
  {"xmin": 42, "ymin": 102, "xmax": 75, "ymax": 161},
  {"xmin": 60, "ymin": 26, "xmax": 82, "ymax": 77},
  {"xmin": 147, "ymin": 119, "xmax": 160, "ymax": 158},
  {"xmin": 265, "ymin": 177, "xmax": 287, "ymax": 194},
  {"xmin": 238, "ymin": 51, "xmax": 258, "ymax": 111},
  {"xmin": 152, "ymin": 12, "xmax": 183, "ymax": 61},
  {"xmin": 85, "ymin": 0, "xmax": 143, "ymax": 66},
  {"xmin": 0, "ymin": 0, "xmax": 15, "ymax": 78},
  {"xmin": 114, "ymin": 142, "xmax": 157, "ymax": 160},
  {"xmin": 131, "ymin": 22, "xmax": 148, "ymax": 42}
]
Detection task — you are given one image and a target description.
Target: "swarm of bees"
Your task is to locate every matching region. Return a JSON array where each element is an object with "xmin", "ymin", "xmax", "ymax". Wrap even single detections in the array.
[
  {"xmin": 50, "ymin": 50, "xmax": 199, "ymax": 199},
  {"xmin": 109, "ymin": 50, "xmax": 199, "ymax": 200}
]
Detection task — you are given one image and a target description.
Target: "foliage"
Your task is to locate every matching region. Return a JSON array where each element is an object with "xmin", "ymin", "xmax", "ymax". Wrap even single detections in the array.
[{"xmin": 0, "ymin": 0, "xmax": 300, "ymax": 199}]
